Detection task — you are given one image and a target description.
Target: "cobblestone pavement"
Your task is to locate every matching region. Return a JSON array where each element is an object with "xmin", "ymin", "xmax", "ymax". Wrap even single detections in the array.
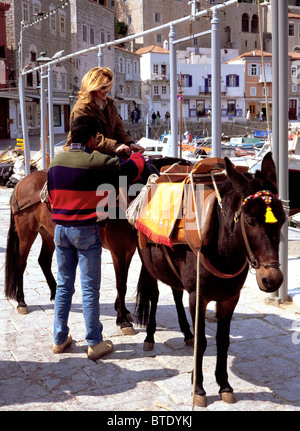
[{"xmin": 0, "ymin": 186, "xmax": 299, "ymax": 413}]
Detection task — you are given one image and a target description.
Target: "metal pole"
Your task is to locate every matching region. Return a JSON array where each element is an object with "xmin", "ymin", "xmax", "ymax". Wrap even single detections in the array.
[
  {"xmin": 40, "ymin": 66, "xmax": 47, "ymax": 170},
  {"xmin": 211, "ymin": 9, "xmax": 221, "ymax": 157},
  {"xmin": 271, "ymin": 0, "xmax": 279, "ymax": 299},
  {"xmin": 272, "ymin": 0, "xmax": 279, "ymax": 173},
  {"xmin": 278, "ymin": 0, "xmax": 289, "ymax": 302},
  {"xmin": 48, "ymin": 64, "xmax": 54, "ymax": 162},
  {"xmin": 169, "ymin": 23, "xmax": 178, "ymax": 157},
  {"xmin": 18, "ymin": 75, "xmax": 30, "ymax": 175},
  {"xmin": 97, "ymin": 46, "xmax": 103, "ymax": 67}
]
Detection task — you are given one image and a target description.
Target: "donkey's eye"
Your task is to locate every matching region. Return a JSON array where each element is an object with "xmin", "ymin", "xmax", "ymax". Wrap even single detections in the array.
[{"xmin": 246, "ymin": 217, "xmax": 256, "ymax": 226}]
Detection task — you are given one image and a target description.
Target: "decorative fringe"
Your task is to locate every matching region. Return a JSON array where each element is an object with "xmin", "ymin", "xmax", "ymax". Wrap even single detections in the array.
[{"xmin": 135, "ymin": 219, "xmax": 174, "ymax": 248}]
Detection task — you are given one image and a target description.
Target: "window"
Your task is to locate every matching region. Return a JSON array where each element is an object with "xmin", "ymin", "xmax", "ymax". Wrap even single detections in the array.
[
  {"xmin": 153, "ymin": 85, "xmax": 159, "ymax": 95},
  {"xmin": 119, "ymin": 84, "xmax": 124, "ymax": 95},
  {"xmin": 61, "ymin": 74, "xmax": 67, "ymax": 90},
  {"xmin": 119, "ymin": 57, "xmax": 124, "ymax": 73},
  {"xmin": 127, "ymin": 15, "xmax": 132, "ymax": 25},
  {"xmin": 248, "ymin": 63, "xmax": 258, "ymax": 76},
  {"xmin": 250, "ymin": 87, "xmax": 256, "ymax": 96},
  {"xmin": 60, "ymin": 15, "xmax": 66, "ymax": 35},
  {"xmin": 126, "ymin": 61, "xmax": 132, "ymax": 74},
  {"xmin": 180, "ymin": 74, "xmax": 192, "ymax": 87},
  {"xmin": 242, "ymin": 13, "xmax": 249, "ymax": 32},
  {"xmin": 289, "ymin": 24, "xmax": 295, "ymax": 37},
  {"xmin": 162, "ymin": 86, "xmax": 167, "ymax": 95},
  {"xmin": 50, "ymin": 11, "xmax": 56, "ymax": 32},
  {"xmin": 154, "ymin": 12, "xmax": 161, "ymax": 23},
  {"xmin": 53, "ymin": 105, "xmax": 61, "ymax": 127},
  {"xmin": 101, "ymin": 31, "xmax": 105, "ymax": 44},
  {"xmin": 153, "ymin": 64, "xmax": 159, "ymax": 74},
  {"xmin": 292, "ymin": 84, "xmax": 297, "ymax": 93},
  {"xmin": 90, "ymin": 28, "xmax": 94, "ymax": 45},
  {"xmin": 133, "ymin": 61, "xmax": 138, "ymax": 75},
  {"xmin": 251, "ymin": 15, "xmax": 258, "ymax": 33},
  {"xmin": 83, "ymin": 24, "xmax": 87, "ymax": 42},
  {"xmin": 22, "ymin": 2, "xmax": 30, "ymax": 23},
  {"xmin": 53, "ymin": 72, "xmax": 58, "ymax": 89},
  {"xmin": 33, "ymin": 5, "xmax": 41, "ymax": 28},
  {"xmin": 127, "ymin": 86, "xmax": 131, "ymax": 96},
  {"xmin": 156, "ymin": 34, "xmax": 162, "ymax": 43},
  {"xmin": 226, "ymin": 74, "xmax": 239, "ymax": 87},
  {"xmin": 262, "ymin": 87, "xmax": 269, "ymax": 96}
]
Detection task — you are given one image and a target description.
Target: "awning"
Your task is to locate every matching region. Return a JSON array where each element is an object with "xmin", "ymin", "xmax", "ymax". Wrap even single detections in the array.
[
  {"xmin": 0, "ymin": 91, "xmax": 33, "ymax": 102},
  {"xmin": 116, "ymin": 96, "xmax": 143, "ymax": 104}
]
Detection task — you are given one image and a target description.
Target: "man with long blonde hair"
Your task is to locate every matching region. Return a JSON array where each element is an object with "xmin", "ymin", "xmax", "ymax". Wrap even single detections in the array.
[{"xmin": 64, "ymin": 67, "xmax": 143, "ymax": 154}]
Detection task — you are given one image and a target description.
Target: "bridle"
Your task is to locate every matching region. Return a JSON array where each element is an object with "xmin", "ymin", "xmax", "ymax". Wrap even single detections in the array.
[{"xmin": 233, "ymin": 190, "xmax": 281, "ymax": 271}]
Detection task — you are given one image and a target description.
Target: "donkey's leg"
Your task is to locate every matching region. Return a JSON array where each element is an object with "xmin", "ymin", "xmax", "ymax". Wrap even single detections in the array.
[
  {"xmin": 215, "ymin": 297, "xmax": 239, "ymax": 404},
  {"xmin": 111, "ymin": 249, "xmax": 136, "ymax": 334},
  {"xmin": 189, "ymin": 291, "xmax": 208, "ymax": 407},
  {"xmin": 143, "ymin": 278, "xmax": 159, "ymax": 351},
  {"xmin": 171, "ymin": 288, "xmax": 194, "ymax": 346},
  {"xmin": 38, "ymin": 228, "xmax": 56, "ymax": 301}
]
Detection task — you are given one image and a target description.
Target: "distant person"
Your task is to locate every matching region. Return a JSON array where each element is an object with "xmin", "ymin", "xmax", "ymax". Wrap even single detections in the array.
[{"xmin": 151, "ymin": 112, "xmax": 156, "ymax": 125}]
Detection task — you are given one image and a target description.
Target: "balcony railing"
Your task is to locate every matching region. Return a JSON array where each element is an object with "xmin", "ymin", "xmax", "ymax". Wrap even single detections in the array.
[
  {"xmin": 151, "ymin": 73, "xmax": 170, "ymax": 80},
  {"xmin": 199, "ymin": 85, "xmax": 227, "ymax": 93}
]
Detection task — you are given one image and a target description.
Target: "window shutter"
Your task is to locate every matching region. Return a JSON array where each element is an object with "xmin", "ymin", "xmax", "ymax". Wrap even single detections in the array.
[{"xmin": 188, "ymin": 75, "xmax": 193, "ymax": 87}]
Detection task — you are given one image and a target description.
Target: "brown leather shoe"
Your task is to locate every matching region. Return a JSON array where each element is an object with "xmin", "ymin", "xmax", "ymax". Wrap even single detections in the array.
[
  {"xmin": 87, "ymin": 340, "xmax": 113, "ymax": 360},
  {"xmin": 52, "ymin": 334, "xmax": 72, "ymax": 354}
]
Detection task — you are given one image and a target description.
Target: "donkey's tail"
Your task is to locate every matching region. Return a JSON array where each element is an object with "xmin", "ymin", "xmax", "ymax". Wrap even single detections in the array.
[
  {"xmin": 135, "ymin": 263, "xmax": 158, "ymax": 326},
  {"xmin": 5, "ymin": 199, "xmax": 19, "ymax": 300}
]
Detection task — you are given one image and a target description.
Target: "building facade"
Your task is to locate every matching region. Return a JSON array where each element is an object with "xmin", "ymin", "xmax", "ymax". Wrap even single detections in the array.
[{"xmin": 114, "ymin": 46, "xmax": 141, "ymax": 121}]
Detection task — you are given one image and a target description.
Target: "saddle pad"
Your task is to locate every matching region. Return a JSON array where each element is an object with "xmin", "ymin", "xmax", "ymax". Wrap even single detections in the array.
[{"xmin": 135, "ymin": 181, "xmax": 185, "ymax": 248}]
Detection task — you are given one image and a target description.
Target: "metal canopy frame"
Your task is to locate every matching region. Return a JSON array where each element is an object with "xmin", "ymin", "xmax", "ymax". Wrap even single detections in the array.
[{"xmin": 19, "ymin": 0, "xmax": 289, "ymax": 301}]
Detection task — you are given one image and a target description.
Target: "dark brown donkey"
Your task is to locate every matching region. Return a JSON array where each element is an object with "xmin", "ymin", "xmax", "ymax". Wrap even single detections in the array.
[{"xmin": 136, "ymin": 152, "xmax": 285, "ymax": 407}]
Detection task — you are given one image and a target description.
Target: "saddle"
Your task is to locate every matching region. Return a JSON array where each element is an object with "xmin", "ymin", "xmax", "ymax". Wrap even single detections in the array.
[{"xmin": 136, "ymin": 157, "xmax": 248, "ymax": 254}]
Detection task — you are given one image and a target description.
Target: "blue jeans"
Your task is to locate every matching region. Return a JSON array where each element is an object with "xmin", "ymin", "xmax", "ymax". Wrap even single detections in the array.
[{"xmin": 54, "ymin": 223, "xmax": 103, "ymax": 346}]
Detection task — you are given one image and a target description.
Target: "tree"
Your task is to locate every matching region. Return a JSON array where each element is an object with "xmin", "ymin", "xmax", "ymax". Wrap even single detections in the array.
[{"xmin": 115, "ymin": 19, "xmax": 128, "ymax": 40}]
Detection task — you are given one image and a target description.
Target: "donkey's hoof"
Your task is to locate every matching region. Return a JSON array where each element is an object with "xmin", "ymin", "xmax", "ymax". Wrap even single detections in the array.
[
  {"xmin": 184, "ymin": 337, "xmax": 194, "ymax": 347},
  {"xmin": 17, "ymin": 306, "xmax": 28, "ymax": 315},
  {"xmin": 220, "ymin": 391, "xmax": 236, "ymax": 404},
  {"xmin": 193, "ymin": 394, "xmax": 207, "ymax": 408},
  {"xmin": 121, "ymin": 326, "xmax": 137, "ymax": 335},
  {"xmin": 143, "ymin": 341, "xmax": 154, "ymax": 351}
]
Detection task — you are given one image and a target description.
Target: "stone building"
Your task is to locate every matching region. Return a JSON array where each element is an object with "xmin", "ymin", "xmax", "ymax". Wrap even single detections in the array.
[{"xmin": 2, "ymin": 0, "xmax": 115, "ymax": 138}]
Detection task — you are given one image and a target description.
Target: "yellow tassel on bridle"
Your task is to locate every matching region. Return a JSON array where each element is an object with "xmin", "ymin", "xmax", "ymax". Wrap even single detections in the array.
[
  {"xmin": 264, "ymin": 206, "xmax": 278, "ymax": 223},
  {"xmin": 242, "ymin": 190, "xmax": 278, "ymax": 224}
]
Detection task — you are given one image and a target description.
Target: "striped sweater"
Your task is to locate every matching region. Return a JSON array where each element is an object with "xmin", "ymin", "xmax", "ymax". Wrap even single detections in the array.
[{"xmin": 47, "ymin": 146, "xmax": 145, "ymax": 224}]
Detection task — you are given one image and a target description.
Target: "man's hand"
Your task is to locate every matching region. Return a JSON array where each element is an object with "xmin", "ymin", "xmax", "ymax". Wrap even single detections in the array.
[
  {"xmin": 129, "ymin": 143, "xmax": 145, "ymax": 154},
  {"xmin": 114, "ymin": 144, "xmax": 131, "ymax": 154}
]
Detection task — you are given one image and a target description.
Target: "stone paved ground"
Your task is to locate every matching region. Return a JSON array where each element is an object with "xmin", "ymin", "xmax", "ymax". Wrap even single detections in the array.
[{"xmin": 0, "ymin": 186, "xmax": 299, "ymax": 413}]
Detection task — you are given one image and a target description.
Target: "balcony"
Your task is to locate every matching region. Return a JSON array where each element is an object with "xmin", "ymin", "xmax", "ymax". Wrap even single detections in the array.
[
  {"xmin": 199, "ymin": 85, "xmax": 227, "ymax": 93},
  {"xmin": 151, "ymin": 73, "xmax": 170, "ymax": 81},
  {"xmin": 259, "ymin": 74, "xmax": 272, "ymax": 83}
]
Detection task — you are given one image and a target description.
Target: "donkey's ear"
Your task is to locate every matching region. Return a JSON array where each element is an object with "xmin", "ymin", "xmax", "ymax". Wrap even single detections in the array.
[
  {"xmin": 224, "ymin": 157, "xmax": 248, "ymax": 191},
  {"xmin": 260, "ymin": 152, "xmax": 277, "ymax": 187}
]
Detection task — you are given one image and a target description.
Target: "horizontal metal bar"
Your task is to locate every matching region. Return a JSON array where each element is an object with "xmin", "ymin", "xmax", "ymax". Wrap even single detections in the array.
[{"xmin": 20, "ymin": 0, "xmax": 238, "ymax": 77}]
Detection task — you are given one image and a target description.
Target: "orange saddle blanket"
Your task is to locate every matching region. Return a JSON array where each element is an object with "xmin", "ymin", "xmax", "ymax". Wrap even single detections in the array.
[{"xmin": 135, "ymin": 181, "xmax": 185, "ymax": 248}]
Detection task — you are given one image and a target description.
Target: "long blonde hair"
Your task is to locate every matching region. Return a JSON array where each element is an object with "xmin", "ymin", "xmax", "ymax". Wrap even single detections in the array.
[{"xmin": 78, "ymin": 67, "xmax": 114, "ymax": 103}]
